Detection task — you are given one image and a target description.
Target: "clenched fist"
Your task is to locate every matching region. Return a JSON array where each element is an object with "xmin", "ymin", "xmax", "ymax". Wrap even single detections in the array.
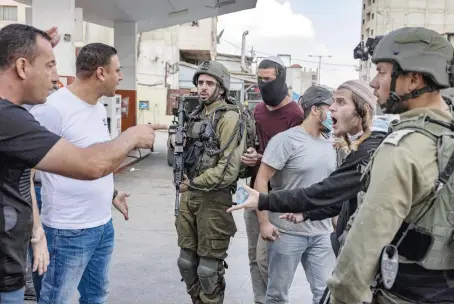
[{"xmin": 241, "ymin": 147, "xmax": 261, "ymax": 167}]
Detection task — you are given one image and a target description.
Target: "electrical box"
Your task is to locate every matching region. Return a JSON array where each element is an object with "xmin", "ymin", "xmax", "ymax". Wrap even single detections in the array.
[{"xmin": 100, "ymin": 94, "xmax": 122, "ymax": 139}]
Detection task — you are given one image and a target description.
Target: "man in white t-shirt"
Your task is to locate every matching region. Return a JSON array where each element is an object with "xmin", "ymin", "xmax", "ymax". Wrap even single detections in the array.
[{"xmin": 30, "ymin": 43, "xmax": 133, "ymax": 304}]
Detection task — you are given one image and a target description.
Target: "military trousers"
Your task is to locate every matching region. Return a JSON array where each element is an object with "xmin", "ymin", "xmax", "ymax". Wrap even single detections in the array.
[{"xmin": 175, "ymin": 189, "xmax": 237, "ymax": 304}]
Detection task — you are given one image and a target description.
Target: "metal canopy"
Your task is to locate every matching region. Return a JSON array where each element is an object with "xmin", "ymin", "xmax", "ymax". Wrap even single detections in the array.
[{"xmin": 16, "ymin": 0, "xmax": 257, "ymax": 32}]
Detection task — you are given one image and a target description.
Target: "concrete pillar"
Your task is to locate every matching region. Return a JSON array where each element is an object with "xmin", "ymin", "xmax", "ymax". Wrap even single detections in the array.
[
  {"xmin": 32, "ymin": 0, "xmax": 76, "ymax": 78},
  {"xmin": 25, "ymin": 7, "xmax": 32, "ymax": 25},
  {"xmin": 114, "ymin": 21, "xmax": 137, "ymax": 130}
]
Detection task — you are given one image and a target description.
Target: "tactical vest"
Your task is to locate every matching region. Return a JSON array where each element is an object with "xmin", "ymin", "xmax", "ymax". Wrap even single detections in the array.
[
  {"xmin": 360, "ymin": 114, "xmax": 454, "ymax": 271},
  {"xmin": 183, "ymin": 100, "xmax": 244, "ymax": 191}
]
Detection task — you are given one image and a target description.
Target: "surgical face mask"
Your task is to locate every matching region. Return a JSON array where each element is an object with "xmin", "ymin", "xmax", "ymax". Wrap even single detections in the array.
[{"xmin": 321, "ymin": 110, "xmax": 333, "ymax": 131}]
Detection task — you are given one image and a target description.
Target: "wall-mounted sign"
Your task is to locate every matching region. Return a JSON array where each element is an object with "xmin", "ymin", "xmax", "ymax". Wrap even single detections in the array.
[{"xmin": 139, "ymin": 100, "xmax": 149, "ymax": 110}]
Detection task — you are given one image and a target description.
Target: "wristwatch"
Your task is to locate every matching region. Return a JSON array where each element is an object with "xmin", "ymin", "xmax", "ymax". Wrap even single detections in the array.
[{"xmin": 112, "ymin": 190, "xmax": 118, "ymax": 201}]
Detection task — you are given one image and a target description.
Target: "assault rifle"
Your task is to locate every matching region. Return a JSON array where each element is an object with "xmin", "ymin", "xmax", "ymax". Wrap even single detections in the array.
[{"xmin": 173, "ymin": 95, "xmax": 187, "ymax": 216}]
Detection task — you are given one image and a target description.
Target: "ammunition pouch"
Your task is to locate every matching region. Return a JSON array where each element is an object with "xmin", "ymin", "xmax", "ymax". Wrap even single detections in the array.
[
  {"xmin": 392, "ymin": 222, "xmax": 434, "ymax": 262},
  {"xmin": 185, "ymin": 141, "xmax": 204, "ymax": 179}
]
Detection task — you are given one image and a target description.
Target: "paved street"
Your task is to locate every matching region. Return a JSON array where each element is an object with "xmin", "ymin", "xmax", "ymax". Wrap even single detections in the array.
[{"xmin": 107, "ymin": 132, "xmax": 312, "ymax": 303}]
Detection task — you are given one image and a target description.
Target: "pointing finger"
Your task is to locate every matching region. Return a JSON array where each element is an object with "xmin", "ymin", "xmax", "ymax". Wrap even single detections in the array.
[{"xmin": 149, "ymin": 123, "xmax": 169, "ymax": 130}]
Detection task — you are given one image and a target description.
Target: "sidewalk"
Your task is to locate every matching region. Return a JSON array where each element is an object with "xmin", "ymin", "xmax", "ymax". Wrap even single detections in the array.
[
  {"xmin": 114, "ymin": 130, "xmax": 169, "ymax": 175},
  {"xmin": 114, "ymin": 148, "xmax": 152, "ymax": 175}
]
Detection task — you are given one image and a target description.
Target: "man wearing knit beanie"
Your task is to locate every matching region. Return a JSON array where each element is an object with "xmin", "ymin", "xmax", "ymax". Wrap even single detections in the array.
[
  {"xmin": 337, "ymin": 79, "xmax": 377, "ymax": 113},
  {"xmin": 328, "ymin": 79, "xmax": 377, "ymax": 141},
  {"xmin": 327, "ymin": 27, "xmax": 454, "ymax": 304},
  {"xmin": 226, "ymin": 79, "xmax": 390, "ymax": 302}
]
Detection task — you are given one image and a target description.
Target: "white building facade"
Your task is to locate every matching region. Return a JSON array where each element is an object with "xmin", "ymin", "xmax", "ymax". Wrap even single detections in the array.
[
  {"xmin": 286, "ymin": 64, "xmax": 318, "ymax": 100},
  {"xmin": 0, "ymin": 2, "xmax": 216, "ymax": 126}
]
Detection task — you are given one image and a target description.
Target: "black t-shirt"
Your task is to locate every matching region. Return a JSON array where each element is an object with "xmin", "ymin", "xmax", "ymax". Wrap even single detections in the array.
[{"xmin": 0, "ymin": 99, "xmax": 60, "ymax": 292}]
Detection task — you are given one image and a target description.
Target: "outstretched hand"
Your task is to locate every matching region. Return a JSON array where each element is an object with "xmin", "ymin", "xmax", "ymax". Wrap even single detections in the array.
[
  {"xmin": 149, "ymin": 123, "xmax": 169, "ymax": 131},
  {"xmin": 113, "ymin": 191, "xmax": 130, "ymax": 220},
  {"xmin": 227, "ymin": 184, "xmax": 260, "ymax": 213},
  {"xmin": 279, "ymin": 213, "xmax": 305, "ymax": 224}
]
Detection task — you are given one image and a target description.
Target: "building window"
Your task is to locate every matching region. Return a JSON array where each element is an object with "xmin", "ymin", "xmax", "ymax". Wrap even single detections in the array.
[
  {"xmin": 362, "ymin": 19, "xmax": 365, "ymax": 25},
  {"xmin": 372, "ymin": 13, "xmax": 375, "ymax": 20},
  {"xmin": 371, "ymin": 29, "xmax": 374, "ymax": 36},
  {"xmin": 363, "ymin": 3, "xmax": 366, "ymax": 9},
  {"xmin": 373, "ymin": 0, "xmax": 375, "ymax": 3},
  {"xmin": 367, "ymin": 12, "xmax": 371, "ymax": 21},
  {"xmin": 362, "ymin": 34, "xmax": 364, "ymax": 41},
  {"xmin": 368, "ymin": 0, "xmax": 371, "ymax": 5},
  {"xmin": 366, "ymin": 28, "xmax": 370, "ymax": 37},
  {"xmin": 0, "ymin": 6, "xmax": 17, "ymax": 21},
  {"xmin": 312, "ymin": 74, "xmax": 317, "ymax": 81}
]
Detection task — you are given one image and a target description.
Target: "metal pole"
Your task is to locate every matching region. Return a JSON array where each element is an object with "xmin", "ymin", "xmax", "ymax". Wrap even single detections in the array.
[{"xmin": 309, "ymin": 55, "xmax": 331, "ymax": 85}]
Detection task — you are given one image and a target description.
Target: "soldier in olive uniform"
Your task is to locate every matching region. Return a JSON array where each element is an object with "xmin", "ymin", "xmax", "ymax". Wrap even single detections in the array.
[
  {"xmin": 326, "ymin": 27, "xmax": 454, "ymax": 303},
  {"xmin": 176, "ymin": 61, "xmax": 246, "ymax": 304}
]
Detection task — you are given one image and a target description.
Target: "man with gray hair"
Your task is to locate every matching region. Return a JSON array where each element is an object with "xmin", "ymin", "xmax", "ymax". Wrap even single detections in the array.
[
  {"xmin": 0, "ymin": 23, "xmax": 156, "ymax": 303},
  {"xmin": 23, "ymin": 57, "xmax": 61, "ymax": 302}
]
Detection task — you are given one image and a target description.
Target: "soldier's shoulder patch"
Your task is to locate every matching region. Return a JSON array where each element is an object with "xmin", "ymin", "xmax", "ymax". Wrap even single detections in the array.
[{"xmin": 383, "ymin": 129, "xmax": 416, "ymax": 146}]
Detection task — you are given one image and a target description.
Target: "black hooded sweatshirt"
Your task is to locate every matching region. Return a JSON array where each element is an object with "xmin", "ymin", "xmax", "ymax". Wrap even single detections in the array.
[{"xmin": 257, "ymin": 130, "xmax": 387, "ymax": 254}]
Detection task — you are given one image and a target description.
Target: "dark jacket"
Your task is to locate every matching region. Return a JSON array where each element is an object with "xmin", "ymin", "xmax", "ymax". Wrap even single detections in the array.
[{"xmin": 258, "ymin": 131, "xmax": 387, "ymax": 254}]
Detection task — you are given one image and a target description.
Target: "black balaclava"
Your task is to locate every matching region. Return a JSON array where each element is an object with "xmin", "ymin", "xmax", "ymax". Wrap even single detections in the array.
[{"xmin": 257, "ymin": 58, "xmax": 288, "ymax": 107}]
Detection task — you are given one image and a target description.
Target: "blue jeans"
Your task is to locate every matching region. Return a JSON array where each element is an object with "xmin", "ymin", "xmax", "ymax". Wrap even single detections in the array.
[
  {"xmin": 37, "ymin": 219, "xmax": 115, "ymax": 304},
  {"xmin": 0, "ymin": 288, "xmax": 25, "ymax": 304},
  {"xmin": 34, "ymin": 185, "xmax": 42, "ymax": 212},
  {"xmin": 266, "ymin": 232, "xmax": 335, "ymax": 304}
]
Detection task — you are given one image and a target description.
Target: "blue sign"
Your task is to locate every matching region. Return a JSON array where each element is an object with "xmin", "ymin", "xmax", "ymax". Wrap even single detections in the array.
[{"xmin": 139, "ymin": 101, "xmax": 149, "ymax": 110}]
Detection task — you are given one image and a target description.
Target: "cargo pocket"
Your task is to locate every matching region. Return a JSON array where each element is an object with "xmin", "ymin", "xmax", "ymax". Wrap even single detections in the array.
[
  {"xmin": 179, "ymin": 236, "xmax": 197, "ymax": 252},
  {"xmin": 211, "ymin": 239, "xmax": 230, "ymax": 251},
  {"xmin": 203, "ymin": 238, "xmax": 231, "ymax": 260},
  {"xmin": 198, "ymin": 215, "xmax": 236, "ymax": 259}
]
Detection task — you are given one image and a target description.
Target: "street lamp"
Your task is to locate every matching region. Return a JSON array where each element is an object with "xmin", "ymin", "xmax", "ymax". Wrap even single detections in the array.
[{"xmin": 309, "ymin": 54, "xmax": 331, "ymax": 85}]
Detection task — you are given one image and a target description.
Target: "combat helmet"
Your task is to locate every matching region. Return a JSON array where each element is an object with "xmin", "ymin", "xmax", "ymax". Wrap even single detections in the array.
[
  {"xmin": 192, "ymin": 61, "xmax": 230, "ymax": 96},
  {"xmin": 371, "ymin": 27, "xmax": 454, "ymax": 112}
]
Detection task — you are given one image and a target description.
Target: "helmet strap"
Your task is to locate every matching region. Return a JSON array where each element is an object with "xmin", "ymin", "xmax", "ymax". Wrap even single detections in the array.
[
  {"xmin": 380, "ymin": 65, "xmax": 402, "ymax": 112},
  {"xmin": 200, "ymin": 83, "xmax": 222, "ymax": 105},
  {"xmin": 382, "ymin": 64, "xmax": 437, "ymax": 112}
]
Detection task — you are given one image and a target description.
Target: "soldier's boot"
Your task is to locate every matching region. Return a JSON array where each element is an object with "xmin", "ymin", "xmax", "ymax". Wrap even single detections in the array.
[{"xmin": 198, "ymin": 258, "xmax": 227, "ymax": 304}]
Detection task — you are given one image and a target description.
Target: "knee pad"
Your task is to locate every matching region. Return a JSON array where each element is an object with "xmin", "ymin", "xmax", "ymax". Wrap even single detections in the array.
[
  {"xmin": 197, "ymin": 257, "xmax": 221, "ymax": 295},
  {"xmin": 177, "ymin": 249, "xmax": 198, "ymax": 286}
]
